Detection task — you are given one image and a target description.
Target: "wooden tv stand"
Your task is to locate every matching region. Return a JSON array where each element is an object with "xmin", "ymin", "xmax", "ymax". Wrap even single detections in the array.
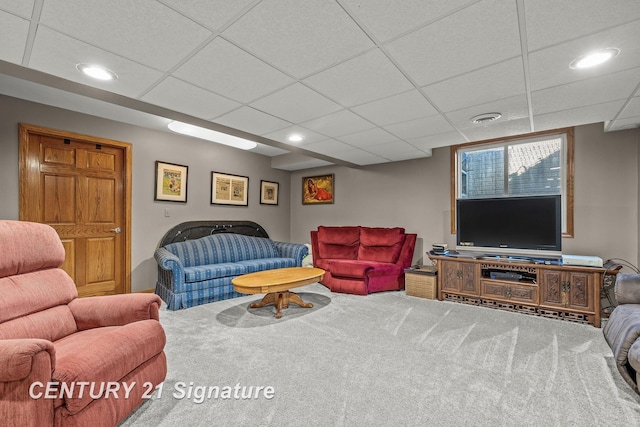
[{"xmin": 428, "ymin": 254, "xmax": 605, "ymax": 328}]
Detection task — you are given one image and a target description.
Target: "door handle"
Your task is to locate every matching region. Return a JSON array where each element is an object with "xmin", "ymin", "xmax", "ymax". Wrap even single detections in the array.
[{"xmin": 110, "ymin": 227, "xmax": 121, "ymax": 233}]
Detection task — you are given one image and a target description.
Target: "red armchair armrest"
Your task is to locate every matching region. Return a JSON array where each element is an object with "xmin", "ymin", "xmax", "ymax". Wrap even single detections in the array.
[
  {"xmin": 69, "ymin": 293, "xmax": 163, "ymax": 330},
  {"xmin": 0, "ymin": 339, "xmax": 55, "ymax": 382}
]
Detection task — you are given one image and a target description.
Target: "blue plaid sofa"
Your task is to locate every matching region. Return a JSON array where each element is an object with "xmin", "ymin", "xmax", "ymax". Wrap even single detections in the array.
[{"xmin": 154, "ymin": 233, "xmax": 308, "ymax": 310}]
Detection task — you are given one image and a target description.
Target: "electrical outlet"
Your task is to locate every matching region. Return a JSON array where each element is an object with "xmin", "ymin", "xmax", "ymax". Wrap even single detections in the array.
[{"xmin": 164, "ymin": 208, "xmax": 170, "ymax": 217}]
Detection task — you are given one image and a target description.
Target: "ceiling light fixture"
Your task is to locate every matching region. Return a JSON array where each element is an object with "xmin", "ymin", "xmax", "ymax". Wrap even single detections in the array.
[
  {"xmin": 287, "ymin": 134, "xmax": 304, "ymax": 143},
  {"xmin": 76, "ymin": 63, "xmax": 118, "ymax": 81},
  {"xmin": 167, "ymin": 121, "xmax": 257, "ymax": 150},
  {"xmin": 569, "ymin": 48, "xmax": 620, "ymax": 69},
  {"xmin": 470, "ymin": 112, "xmax": 502, "ymax": 124}
]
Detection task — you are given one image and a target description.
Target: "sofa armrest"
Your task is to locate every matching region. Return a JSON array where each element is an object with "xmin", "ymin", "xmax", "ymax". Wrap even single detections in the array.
[
  {"xmin": 0, "ymin": 339, "xmax": 56, "ymax": 426},
  {"xmin": 69, "ymin": 293, "xmax": 162, "ymax": 330},
  {"xmin": 616, "ymin": 274, "xmax": 640, "ymax": 305},
  {"xmin": 396, "ymin": 234, "xmax": 417, "ymax": 269},
  {"xmin": 0, "ymin": 339, "xmax": 55, "ymax": 382},
  {"xmin": 274, "ymin": 241, "xmax": 309, "ymax": 266},
  {"xmin": 155, "ymin": 247, "xmax": 185, "ymax": 275}
]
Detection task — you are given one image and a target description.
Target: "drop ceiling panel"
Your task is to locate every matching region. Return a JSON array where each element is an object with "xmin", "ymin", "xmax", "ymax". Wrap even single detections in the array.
[
  {"xmin": 160, "ymin": 0, "xmax": 258, "ymax": 31},
  {"xmin": 407, "ymin": 131, "xmax": 467, "ymax": 151},
  {"xmin": 620, "ymin": 97, "xmax": 640, "ymax": 118},
  {"xmin": 384, "ymin": 114, "xmax": 455, "ymax": 140},
  {"xmin": 222, "ymin": 0, "xmax": 374, "ymax": 78},
  {"xmin": 608, "ymin": 116, "xmax": 640, "ymax": 131},
  {"xmin": 335, "ymin": 148, "xmax": 388, "ymax": 166},
  {"xmin": 40, "ymin": 0, "xmax": 212, "ymax": 71},
  {"xmin": 352, "ymin": 90, "xmax": 438, "ymax": 127},
  {"xmin": 301, "ymin": 110, "xmax": 375, "ymax": 138},
  {"xmin": 534, "ymin": 100, "xmax": 627, "ymax": 132},
  {"xmin": 264, "ymin": 125, "xmax": 328, "ymax": 145},
  {"xmin": 174, "ymin": 37, "xmax": 294, "ymax": 103},
  {"xmin": 524, "ymin": 0, "xmax": 640, "ymax": 51},
  {"xmin": 340, "ymin": 0, "xmax": 478, "ymax": 42},
  {"xmin": 214, "ymin": 106, "xmax": 291, "ymax": 136},
  {"xmin": 29, "ymin": 27, "xmax": 164, "ymax": 97},
  {"xmin": 337, "ymin": 127, "xmax": 399, "ymax": 148},
  {"xmin": 0, "ymin": 11, "xmax": 30, "ymax": 64},
  {"xmin": 142, "ymin": 77, "xmax": 241, "ymax": 120},
  {"xmin": 446, "ymin": 95, "xmax": 530, "ymax": 130},
  {"xmin": 531, "ymin": 68, "xmax": 640, "ymax": 115},
  {"xmin": 250, "ymin": 83, "xmax": 343, "ymax": 123},
  {"xmin": 385, "ymin": 0, "xmax": 521, "ymax": 87},
  {"xmin": 364, "ymin": 141, "xmax": 427, "ymax": 159},
  {"xmin": 302, "ymin": 139, "xmax": 355, "ymax": 156},
  {"xmin": 459, "ymin": 117, "xmax": 531, "ymax": 141},
  {"xmin": 0, "ymin": 0, "xmax": 35, "ymax": 17},
  {"xmin": 528, "ymin": 20, "xmax": 640, "ymax": 92},
  {"xmin": 303, "ymin": 49, "xmax": 414, "ymax": 107},
  {"xmin": 423, "ymin": 58, "xmax": 526, "ymax": 113}
]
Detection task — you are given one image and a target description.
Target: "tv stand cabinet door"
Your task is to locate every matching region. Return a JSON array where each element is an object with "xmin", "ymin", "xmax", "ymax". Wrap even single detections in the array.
[
  {"xmin": 440, "ymin": 260, "xmax": 478, "ymax": 296},
  {"xmin": 539, "ymin": 269, "xmax": 595, "ymax": 312}
]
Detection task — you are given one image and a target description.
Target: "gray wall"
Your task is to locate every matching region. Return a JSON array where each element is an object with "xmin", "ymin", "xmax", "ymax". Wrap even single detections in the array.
[
  {"xmin": 290, "ymin": 123, "xmax": 640, "ymax": 267},
  {"xmin": 0, "ymin": 95, "xmax": 292, "ymax": 291},
  {"xmin": 2, "ymin": 95, "xmax": 639, "ymax": 292}
]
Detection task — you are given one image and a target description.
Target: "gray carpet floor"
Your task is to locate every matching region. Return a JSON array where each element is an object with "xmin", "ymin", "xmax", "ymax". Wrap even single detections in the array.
[{"xmin": 120, "ymin": 283, "xmax": 640, "ymax": 427}]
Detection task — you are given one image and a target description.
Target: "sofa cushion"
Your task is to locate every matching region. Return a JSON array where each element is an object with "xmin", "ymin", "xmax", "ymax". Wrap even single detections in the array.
[
  {"xmin": 183, "ymin": 263, "xmax": 248, "ymax": 283},
  {"xmin": 358, "ymin": 227, "xmax": 405, "ymax": 263},
  {"xmin": 53, "ymin": 320, "xmax": 166, "ymax": 415},
  {"xmin": 235, "ymin": 258, "xmax": 297, "ymax": 273},
  {"xmin": 317, "ymin": 226, "xmax": 360, "ymax": 260},
  {"xmin": 329, "ymin": 260, "xmax": 378, "ymax": 278}
]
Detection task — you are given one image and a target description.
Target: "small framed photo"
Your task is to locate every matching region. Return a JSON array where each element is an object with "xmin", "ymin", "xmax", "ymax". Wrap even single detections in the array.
[
  {"xmin": 260, "ymin": 180, "xmax": 279, "ymax": 205},
  {"xmin": 302, "ymin": 174, "xmax": 334, "ymax": 205},
  {"xmin": 155, "ymin": 161, "xmax": 188, "ymax": 203},
  {"xmin": 211, "ymin": 172, "xmax": 249, "ymax": 206}
]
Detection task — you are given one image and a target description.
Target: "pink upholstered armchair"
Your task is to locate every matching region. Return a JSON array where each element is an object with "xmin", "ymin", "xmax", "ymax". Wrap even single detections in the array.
[{"xmin": 0, "ymin": 220, "xmax": 167, "ymax": 427}]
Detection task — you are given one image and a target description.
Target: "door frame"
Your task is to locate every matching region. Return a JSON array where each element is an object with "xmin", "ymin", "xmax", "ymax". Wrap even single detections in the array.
[{"xmin": 18, "ymin": 123, "xmax": 133, "ymax": 293}]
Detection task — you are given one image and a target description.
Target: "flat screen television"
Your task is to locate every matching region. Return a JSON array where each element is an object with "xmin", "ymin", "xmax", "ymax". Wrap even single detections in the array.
[{"xmin": 456, "ymin": 195, "xmax": 562, "ymax": 258}]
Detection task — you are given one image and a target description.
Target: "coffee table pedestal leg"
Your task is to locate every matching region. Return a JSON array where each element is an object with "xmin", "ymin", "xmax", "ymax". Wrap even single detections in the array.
[{"xmin": 250, "ymin": 291, "xmax": 313, "ymax": 318}]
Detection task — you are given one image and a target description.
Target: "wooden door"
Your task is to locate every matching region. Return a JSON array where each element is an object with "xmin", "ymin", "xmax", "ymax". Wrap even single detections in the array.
[{"xmin": 19, "ymin": 124, "xmax": 131, "ymax": 296}]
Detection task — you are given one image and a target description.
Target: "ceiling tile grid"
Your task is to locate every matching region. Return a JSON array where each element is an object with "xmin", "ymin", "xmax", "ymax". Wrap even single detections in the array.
[{"xmin": 0, "ymin": 0, "xmax": 638, "ymax": 170}]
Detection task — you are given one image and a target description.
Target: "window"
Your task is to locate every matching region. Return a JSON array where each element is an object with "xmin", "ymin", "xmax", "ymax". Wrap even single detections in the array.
[{"xmin": 451, "ymin": 128, "xmax": 574, "ymax": 236}]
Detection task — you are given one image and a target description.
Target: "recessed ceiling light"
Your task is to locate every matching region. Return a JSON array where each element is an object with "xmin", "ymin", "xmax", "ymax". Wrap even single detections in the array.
[
  {"xmin": 470, "ymin": 112, "xmax": 502, "ymax": 124},
  {"xmin": 168, "ymin": 121, "xmax": 257, "ymax": 150},
  {"xmin": 76, "ymin": 63, "xmax": 118, "ymax": 81},
  {"xmin": 569, "ymin": 48, "xmax": 620, "ymax": 69},
  {"xmin": 287, "ymin": 134, "xmax": 304, "ymax": 143}
]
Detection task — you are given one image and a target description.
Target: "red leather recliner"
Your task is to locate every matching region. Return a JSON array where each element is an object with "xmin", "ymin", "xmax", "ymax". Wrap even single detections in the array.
[
  {"xmin": 0, "ymin": 220, "xmax": 167, "ymax": 427},
  {"xmin": 310, "ymin": 226, "xmax": 417, "ymax": 295}
]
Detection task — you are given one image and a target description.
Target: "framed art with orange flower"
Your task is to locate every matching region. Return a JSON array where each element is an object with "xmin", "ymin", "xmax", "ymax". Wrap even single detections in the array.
[
  {"xmin": 302, "ymin": 174, "xmax": 334, "ymax": 205},
  {"xmin": 155, "ymin": 161, "xmax": 188, "ymax": 203}
]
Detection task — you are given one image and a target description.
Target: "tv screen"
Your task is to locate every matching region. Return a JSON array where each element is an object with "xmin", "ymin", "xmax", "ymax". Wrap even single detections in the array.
[{"xmin": 456, "ymin": 195, "xmax": 562, "ymax": 256}]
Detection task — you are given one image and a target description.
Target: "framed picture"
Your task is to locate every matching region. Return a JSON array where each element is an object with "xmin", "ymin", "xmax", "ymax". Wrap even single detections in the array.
[
  {"xmin": 211, "ymin": 172, "xmax": 249, "ymax": 206},
  {"xmin": 302, "ymin": 174, "xmax": 334, "ymax": 205},
  {"xmin": 260, "ymin": 180, "xmax": 279, "ymax": 205},
  {"xmin": 155, "ymin": 161, "xmax": 188, "ymax": 203}
]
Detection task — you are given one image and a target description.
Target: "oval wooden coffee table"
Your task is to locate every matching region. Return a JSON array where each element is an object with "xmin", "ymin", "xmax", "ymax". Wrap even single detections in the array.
[{"xmin": 232, "ymin": 267, "xmax": 325, "ymax": 319}]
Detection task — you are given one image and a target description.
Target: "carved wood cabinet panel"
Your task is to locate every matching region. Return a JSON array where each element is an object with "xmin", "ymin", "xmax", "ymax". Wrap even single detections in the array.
[
  {"xmin": 480, "ymin": 280, "xmax": 538, "ymax": 305},
  {"xmin": 440, "ymin": 260, "xmax": 479, "ymax": 295},
  {"xmin": 539, "ymin": 269, "xmax": 594, "ymax": 312}
]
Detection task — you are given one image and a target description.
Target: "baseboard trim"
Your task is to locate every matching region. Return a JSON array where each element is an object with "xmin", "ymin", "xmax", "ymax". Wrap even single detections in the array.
[{"xmin": 136, "ymin": 288, "xmax": 155, "ymax": 293}]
